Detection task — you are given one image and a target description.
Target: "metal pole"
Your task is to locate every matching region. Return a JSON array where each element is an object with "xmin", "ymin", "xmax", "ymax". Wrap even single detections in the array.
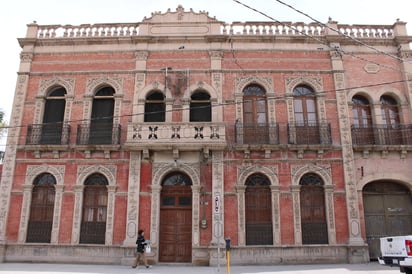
[{"xmin": 225, "ymin": 237, "xmax": 231, "ymax": 274}]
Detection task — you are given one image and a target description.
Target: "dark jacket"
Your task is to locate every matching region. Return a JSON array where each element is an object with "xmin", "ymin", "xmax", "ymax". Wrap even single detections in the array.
[{"xmin": 136, "ymin": 236, "xmax": 146, "ymax": 253}]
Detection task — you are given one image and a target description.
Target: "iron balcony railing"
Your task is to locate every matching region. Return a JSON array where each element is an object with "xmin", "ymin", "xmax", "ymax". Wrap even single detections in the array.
[
  {"xmin": 26, "ymin": 123, "xmax": 71, "ymax": 145},
  {"xmin": 234, "ymin": 122, "xmax": 279, "ymax": 145},
  {"xmin": 76, "ymin": 123, "xmax": 121, "ymax": 145},
  {"xmin": 351, "ymin": 124, "xmax": 412, "ymax": 146},
  {"xmin": 287, "ymin": 123, "xmax": 332, "ymax": 145}
]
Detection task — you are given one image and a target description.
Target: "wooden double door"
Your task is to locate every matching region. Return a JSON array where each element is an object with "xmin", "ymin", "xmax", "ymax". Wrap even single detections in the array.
[{"xmin": 159, "ymin": 185, "xmax": 192, "ymax": 262}]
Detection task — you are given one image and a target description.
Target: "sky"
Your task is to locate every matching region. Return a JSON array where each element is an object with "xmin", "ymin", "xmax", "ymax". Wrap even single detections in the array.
[{"xmin": 1, "ymin": 0, "xmax": 411, "ymax": 149}]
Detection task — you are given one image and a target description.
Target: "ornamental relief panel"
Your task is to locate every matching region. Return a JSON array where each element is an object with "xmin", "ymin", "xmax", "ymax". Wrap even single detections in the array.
[
  {"xmin": 285, "ymin": 76, "xmax": 323, "ymax": 93},
  {"xmin": 237, "ymin": 165, "xmax": 278, "ymax": 186},
  {"xmin": 152, "ymin": 162, "xmax": 200, "ymax": 186},
  {"xmin": 235, "ymin": 75, "xmax": 273, "ymax": 93},
  {"xmin": 38, "ymin": 78, "xmax": 75, "ymax": 97},
  {"xmin": 76, "ymin": 165, "xmax": 117, "ymax": 186},
  {"xmin": 86, "ymin": 77, "xmax": 123, "ymax": 96},
  {"xmin": 290, "ymin": 164, "xmax": 332, "ymax": 186},
  {"xmin": 25, "ymin": 165, "xmax": 65, "ymax": 185}
]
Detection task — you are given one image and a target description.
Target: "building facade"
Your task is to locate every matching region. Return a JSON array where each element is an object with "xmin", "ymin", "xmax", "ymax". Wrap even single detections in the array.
[{"xmin": 0, "ymin": 5, "xmax": 412, "ymax": 266}]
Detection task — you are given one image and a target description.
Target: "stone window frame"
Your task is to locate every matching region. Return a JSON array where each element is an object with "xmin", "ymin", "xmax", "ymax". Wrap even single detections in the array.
[
  {"xmin": 348, "ymin": 87, "xmax": 408, "ymax": 125},
  {"xmin": 82, "ymin": 77, "xmax": 124, "ymax": 126},
  {"xmin": 135, "ymin": 81, "xmax": 172, "ymax": 123},
  {"xmin": 34, "ymin": 78, "xmax": 75, "ymax": 125},
  {"xmin": 234, "ymin": 76, "xmax": 275, "ymax": 124},
  {"xmin": 182, "ymin": 81, "xmax": 220, "ymax": 122},
  {"xmin": 18, "ymin": 165, "xmax": 65, "ymax": 244},
  {"xmin": 285, "ymin": 76, "xmax": 327, "ymax": 143},
  {"xmin": 290, "ymin": 164, "xmax": 336, "ymax": 245},
  {"xmin": 235, "ymin": 165, "xmax": 280, "ymax": 246},
  {"xmin": 71, "ymin": 165, "xmax": 117, "ymax": 245}
]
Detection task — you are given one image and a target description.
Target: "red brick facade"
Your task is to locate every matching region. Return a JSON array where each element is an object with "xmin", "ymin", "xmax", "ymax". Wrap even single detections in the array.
[{"xmin": 0, "ymin": 6, "xmax": 411, "ymax": 266}]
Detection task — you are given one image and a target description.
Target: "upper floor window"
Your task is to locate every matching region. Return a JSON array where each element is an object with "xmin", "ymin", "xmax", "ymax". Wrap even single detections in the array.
[
  {"xmin": 190, "ymin": 90, "xmax": 211, "ymax": 122},
  {"xmin": 352, "ymin": 95, "xmax": 372, "ymax": 128},
  {"xmin": 293, "ymin": 85, "xmax": 317, "ymax": 125},
  {"xmin": 41, "ymin": 87, "xmax": 66, "ymax": 144},
  {"xmin": 243, "ymin": 84, "xmax": 267, "ymax": 125},
  {"xmin": 90, "ymin": 86, "xmax": 115, "ymax": 144},
  {"xmin": 380, "ymin": 95, "xmax": 400, "ymax": 128},
  {"xmin": 144, "ymin": 91, "xmax": 165, "ymax": 122}
]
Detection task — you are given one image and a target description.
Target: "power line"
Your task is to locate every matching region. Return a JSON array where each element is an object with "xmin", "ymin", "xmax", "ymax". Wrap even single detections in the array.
[
  {"xmin": 272, "ymin": 0, "xmax": 411, "ymax": 65},
  {"xmin": 231, "ymin": 0, "xmax": 411, "ymax": 74}
]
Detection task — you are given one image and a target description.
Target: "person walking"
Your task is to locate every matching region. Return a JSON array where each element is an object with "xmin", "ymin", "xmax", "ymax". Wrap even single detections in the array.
[{"xmin": 132, "ymin": 229, "xmax": 151, "ymax": 269}]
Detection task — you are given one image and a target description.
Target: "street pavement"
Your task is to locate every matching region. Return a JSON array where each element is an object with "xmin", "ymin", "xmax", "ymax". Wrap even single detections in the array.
[{"xmin": 0, "ymin": 262, "xmax": 401, "ymax": 274}]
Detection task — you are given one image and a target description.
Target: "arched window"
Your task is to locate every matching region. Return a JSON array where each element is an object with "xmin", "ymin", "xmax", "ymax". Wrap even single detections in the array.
[
  {"xmin": 26, "ymin": 173, "xmax": 56, "ymax": 243},
  {"xmin": 144, "ymin": 91, "xmax": 165, "ymax": 122},
  {"xmin": 41, "ymin": 87, "xmax": 66, "ymax": 144},
  {"xmin": 80, "ymin": 173, "xmax": 108, "ymax": 244},
  {"xmin": 159, "ymin": 172, "xmax": 192, "ymax": 262},
  {"xmin": 190, "ymin": 90, "xmax": 211, "ymax": 122},
  {"xmin": 299, "ymin": 173, "xmax": 328, "ymax": 244},
  {"xmin": 242, "ymin": 84, "xmax": 269, "ymax": 144},
  {"xmin": 293, "ymin": 85, "xmax": 317, "ymax": 125},
  {"xmin": 351, "ymin": 95, "xmax": 375, "ymax": 145},
  {"xmin": 90, "ymin": 87, "xmax": 115, "ymax": 144},
  {"xmin": 380, "ymin": 96, "xmax": 400, "ymax": 128},
  {"xmin": 380, "ymin": 95, "xmax": 401, "ymax": 145},
  {"xmin": 245, "ymin": 174, "xmax": 273, "ymax": 245},
  {"xmin": 292, "ymin": 85, "xmax": 320, "ymax": 144},
  {"xmin": 352, "ymin": 95, "xmax": 372, "ymax": 128}
]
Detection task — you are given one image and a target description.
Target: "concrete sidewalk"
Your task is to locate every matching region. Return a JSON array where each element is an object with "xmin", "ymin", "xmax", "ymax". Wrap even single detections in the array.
[{"xmin": 0, "ymin": 262, "xmax": 400, "ymax": 274}]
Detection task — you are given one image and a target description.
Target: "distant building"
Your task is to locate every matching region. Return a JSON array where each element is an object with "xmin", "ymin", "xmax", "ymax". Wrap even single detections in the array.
[{"xmin": 0, "ymin": 5, "xmax": 411, "ymax": 266}]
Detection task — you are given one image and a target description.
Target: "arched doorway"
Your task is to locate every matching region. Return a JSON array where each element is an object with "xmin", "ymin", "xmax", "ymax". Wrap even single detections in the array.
[
  {"xmin": 300, "ymin": 173, "xmax": 328, "ymax": 244},
  {"xmin": 79, "ymin": 173, "xmax": 108, "ymax": 244},
  {"xmin": 245, "ymin": 173, "xmax": 273, "ymax": 245},
  {"xmin": 363, "ymin": 181, "xmax": 412, "ymax": 259},
  {"xmin": 159, "ymin": 172, "xmax": 192, "ymax": 262},
  {"xmin": 26, "ymin": 173, "xmax": 56, "ymax": 243}
]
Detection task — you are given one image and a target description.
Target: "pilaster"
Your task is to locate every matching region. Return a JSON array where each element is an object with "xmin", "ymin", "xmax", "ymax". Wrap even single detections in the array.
[
  {"xmin": 211, "ymin": 151, "xmax": 224, "ymax": 245},
  {"xmin": 331, "ymin": 45, "xmax": 364, "ymax": 244},
  {"xmin": 123, "ymin": 151, "xmax": 142, "ymax": 246}
]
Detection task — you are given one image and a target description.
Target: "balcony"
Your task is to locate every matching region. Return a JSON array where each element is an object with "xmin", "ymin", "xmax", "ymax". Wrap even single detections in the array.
[
  {"xmin": 351, "ymin": 124, "xmax": 412, "ymax": 146},
  {"xmin": 234, "ymin": 122, "xmax": 279, "ymax": 145},
  {"xmin": 26, "ymin": 124, "xmax": 71, "ymax": 145},
  {"xmin": 288, "ymin": 123, "xmax": 332, "ymax": 145},
  {"xmin": 76, "ymin": 123, "xmax": 121, "ymax": 145},
  {"xmin": 125, "ymin": 122, "xmax": 226, "ymax": 150}
]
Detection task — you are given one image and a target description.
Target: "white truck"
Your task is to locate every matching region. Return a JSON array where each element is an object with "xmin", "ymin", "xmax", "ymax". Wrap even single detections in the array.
[{"xmin": 379, "ymin": 235, "xmax": 412, "ymax": 274}]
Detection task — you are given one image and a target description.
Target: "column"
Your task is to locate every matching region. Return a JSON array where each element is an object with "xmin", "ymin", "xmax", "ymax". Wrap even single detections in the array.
[
  {"xmin": 17, "ymin": 185, "xmax": 33, "ymax": 243},
  {"xmin": 290, "ymin": 185, "xmax": 302, "ymax": 245},
  {"xmin": 235, "ymin": 185, "xmax": 246, "ymax": 246},
  {"xmin": 106, "ymin": 185, "xmax": 117, "ymax": 245},
  {"xmin": 270, "ymin": 185, "xmax": 281, "ymax": 245},
  {"xmin": 324, "ymin": 185, "xmax": 336, "ymax": 244},
  {"xmin": 51, "ymin": 185, "xmax": 64, "ymax": 244},
  {"xmin": 71, "ymin": 185, "xmax": 84, "ymax": 244}
]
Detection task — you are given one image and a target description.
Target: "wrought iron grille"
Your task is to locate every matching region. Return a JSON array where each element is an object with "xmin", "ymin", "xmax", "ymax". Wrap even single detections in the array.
[
  {"xmin": 351, "ymin": 124, "xmax": 412, "ymax": 146},
  {"xmin": 288, "ymin": 123, "xmax": 331, "ymax": 145},
  {"xmin": 76, "ymin": 123, "xmax": 121, "ymax": 145},
  {"xmin": 26, "ymin": 124, "xmax": 71, "ymax": 145},
  {"xmin": 235, "ymin": 122, "xmax": 279, "ymax": 145}
]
